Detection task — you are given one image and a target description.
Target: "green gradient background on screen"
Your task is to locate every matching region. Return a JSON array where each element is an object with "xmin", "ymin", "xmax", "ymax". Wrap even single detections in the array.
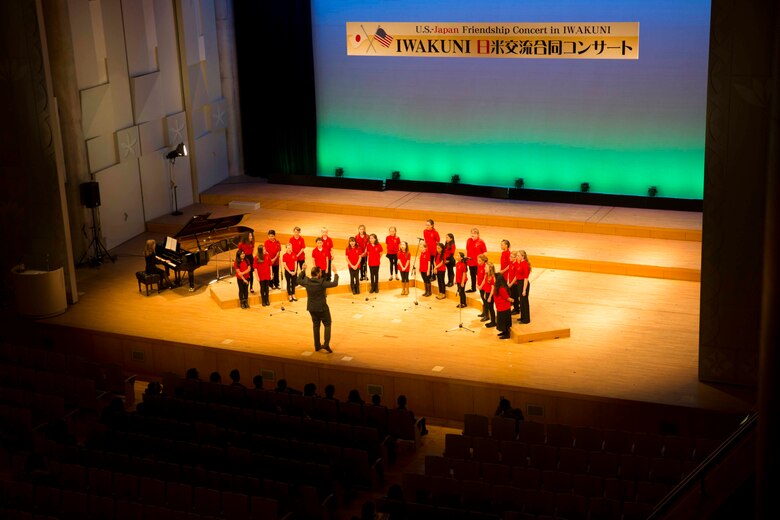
[{"xmin": 313, "ymin": 0, "xmax": 709, "ymax": 199}]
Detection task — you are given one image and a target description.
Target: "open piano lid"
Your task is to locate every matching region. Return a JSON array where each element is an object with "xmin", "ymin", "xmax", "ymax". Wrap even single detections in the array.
[{"xmin": 173, "ymin": 213, "xmax": 249, "ymax": 239}]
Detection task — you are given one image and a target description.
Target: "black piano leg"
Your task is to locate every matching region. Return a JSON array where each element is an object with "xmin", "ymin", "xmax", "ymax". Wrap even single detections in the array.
[{"xmin": 188, "ymin": 270, "xmax": 195, "ymax": 291}]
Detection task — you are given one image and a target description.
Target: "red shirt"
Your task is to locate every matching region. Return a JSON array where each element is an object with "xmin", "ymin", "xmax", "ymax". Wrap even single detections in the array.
[
  {"xmin": 235, "ymin": 259, "xmax": 251, "ymax": 282},
  {"xmin": 516, "ymin": 260, "xmax": 530, "ymax": 280},
  {"xmin": 355, "ymin": 233, "xmax": 369, "ymax": 253},
  {"xmin": 423, "ymin": 228, "xmax": 440, "ymax": 255},
  {"xmin": 289, "ymin": 235, "xmax": 306, "ymax": 260},
  {"xmin": 500, "ymin": 250, "xmax": 511, "ymax": 274},
  {"xmin": 434, "ymin": 252, "xmax": 446, "ymax": 272},
  {"xmin": 494, "ymin": 285, "xmax": 512, "ymax": 311},
  {"xmin": 255, "ymin": 253, "xmax": 271, "ymax": 281},
  {"xmin": 366, "ymin": 242, "xmax": 384, "ymax": 266},
  {"xmin": 264, "ymin": 238, "xmax": 281, "ymax": 265},
  {"xmin": 483, "ymin": 276, "xmax": 495, "ymax": 301},
  {"xmin": 312, "ymin": 247, "xmax": 329, "ymax": 271},
  {"xmin": 466, "ymin": 238, "xmax": 486, "ymax": 267},
  {"xmin": 282, "ymin": 252, "xmax": 297, "ymax": 273},
  {"xmin": 398, "ymin": 250, "xmax": 411, "ymax": 272},
  {"xmin": 385, "ymin": 235, "xmax": 400, "ymax": 255},
  {"xmin": 456, "ymin": 261, "xmax": 468, "ymax": 285},
  {"xmin": 238, "ymin": 240, "xmax": 254, "ymax": 258},
  {"xmin": 444, "ymin": 242, "xmax": 456, "ymax": 262},
  {"xmin": 321, "ymin": 236, "xmax": 333, "ymax": 259},
  {"xmin": 419, "ymin": 249, "xmax": 432, "ymax": 276},
  {"xmin": 477, "ymin": 263, "xmax": 486, "ymax": 286},
  {"xmin": 507, "ymin": 261, "xmax": 518, "ymax": 286},
  {"xmin": 346, "ymin": 247, "xmax": 362, "ymax": 269}
]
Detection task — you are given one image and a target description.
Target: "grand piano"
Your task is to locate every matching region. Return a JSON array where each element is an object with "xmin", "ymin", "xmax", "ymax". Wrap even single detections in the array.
[{"xmin": 155, "ymin": 213, "xmax": 253, "ymax": 290}]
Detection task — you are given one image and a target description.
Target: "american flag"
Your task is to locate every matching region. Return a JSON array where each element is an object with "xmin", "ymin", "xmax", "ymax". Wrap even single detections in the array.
[{"xmin": 375, "ymin": 27, "xmax": 393, "ymax": 47}]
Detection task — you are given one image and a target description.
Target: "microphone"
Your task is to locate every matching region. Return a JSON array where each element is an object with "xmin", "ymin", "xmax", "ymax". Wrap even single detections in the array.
[{"xmin": 417, "ymin": 237, "xmax": 425, "ymax": 241}]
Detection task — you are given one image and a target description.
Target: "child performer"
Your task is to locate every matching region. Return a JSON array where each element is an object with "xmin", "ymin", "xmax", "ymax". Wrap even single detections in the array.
[
  {"xmin": 238, "ymin": 232, "xmax": 255, "ymax": 293},
  {"xmin": 255, "ymin": 244, "xmax": 272, "ymax": 306},
  {"xmin": 398, "ymin": 241, "xmax": 411, "ymax": 295},
  {"xmin": 466, "ymin": 228, "xmax": 487, "ymax": 292},
  {"xmin": 346, "ymin": 236, "xmax": 362, "ymax": 295},
  {"xmin": 482, "ymin": 262, "xmax": 497, "ymax": 328},
  {"xmin": 455, "ymin": 252, "xmax": 468, "ymax": 308},
  {"xmin": 476, "ymin": 254, "xmax": 488, "ymax": 319},
  {"xmin": 423, "ymin": 219, "xmax": 440, "ymax": 275},
  {"xmin": 498, "ymin": 239, "xmax": 511, "ymax": 278},
  {"xmin": 444, "ymin": 233, "xmax": 456, "ymax": 287},
  {"xmin": 508, "ymin": 251, "xmax": 521, "ymax": 315},
  {"xmin": 234, "ymin": 250, "xmax": 251, "ymax": 309},
  {"xmin": 264, "ymin": 229, "xmax": 281, "ymax": 290},
  {"xmin": 311, "ymin": 237, "xmax": 330, "ymax": 281},
  {"xmin": 355, "ymin": 224, "xmax": 369, "ymax": 281},
  {"xmin": 320, "ymin": 227, "xmax": 334, "ymax": 280},
  {"xmin": 493, "ymin": 272, "xmax": 513, "ymax": 339},
  {"xmin": 366, "ymin": 233, "xmax": 384, "ymax": 293},
  {"xmin": 433, "ymin": 242, "xmax": 447, "ymax": 299},
  {"xmin": 282, "ymin": 243, "xmax": 298, "ymax": 302},
  {"xmin": 516, "ymin": 250, "xmax": 532, "ymax": 324},
  {"xmin": 419, "ymin": 242, "xmax": 432, "ymax": 297},
  {"xmin": 289, "ymin": 226, "xmax": 306, "ymax": 271},
  {"xmin": 386, "ymin": 226, "xmax": 401, "ymax": 281}
]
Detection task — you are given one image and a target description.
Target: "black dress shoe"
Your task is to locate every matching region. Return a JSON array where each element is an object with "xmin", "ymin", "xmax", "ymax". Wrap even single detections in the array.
[
  {"xmin": 518, "ymin": 320, "xmax": 530, "ymax": 324},
  {"xmin": 323, "ymin": 346, "xmax": 333, "ymax": 353},
  {"xmin": 446, "ymin": 282, "xmax": 453, "ymax": 287},
  {"xmin": 498, "ymin": 333, "xmax": 510, "ymax": 339},
  {"xmin": 511, "ymin": 310, "xmax": 520, "ymax": 315},
  {"xmin": 465, "ymin": 289, "xmax": 476, "ymax": 293},
  {"xmin": 480, "ymin": 317, "xmax": 489, "ymax": 322},
  {"xmin": 485, "ymin": 322, "xmax": 497, "ymax": 328},
  {"xmin": 315, "ymin": 346, "xmax": 322, "ymax": 351}
]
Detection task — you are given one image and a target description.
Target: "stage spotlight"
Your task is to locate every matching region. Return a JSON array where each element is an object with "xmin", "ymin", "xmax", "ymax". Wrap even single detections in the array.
[
  {"xmin": 391, "ymin": 171, "xmax": 400, "ymax": 180},
  {"xmin": 451, "ymin": 174, "xmax": 461, "ymax": 184},
  {"xmin": 335, "ymin": 167, "xmax": 344, "ymax": 177},
  {"xmin": 515, "ymin": 178, "xmax": 525, "ymax": 189},
  {"xmin": 580, "ymin": 182, "xmax": 590, "ymax": 193},
  {"xmin": 648, "ymin": 186, "xmax": 658, "ymax": 197},
  {"xmin": 165, "ymin": 142, "xmax": 187, "ymax": 163}
]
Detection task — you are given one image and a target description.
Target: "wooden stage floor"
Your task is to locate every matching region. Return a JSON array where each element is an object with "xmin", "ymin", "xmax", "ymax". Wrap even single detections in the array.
[{"xmin": 32, "ymin": 178, "xmax": 755, "ymax": 420}]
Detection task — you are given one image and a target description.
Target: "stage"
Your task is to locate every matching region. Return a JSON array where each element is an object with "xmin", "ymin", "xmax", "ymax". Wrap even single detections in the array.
[{"xmin": 23, "ymin": 177, "xmax": 754, "ymax": 432}]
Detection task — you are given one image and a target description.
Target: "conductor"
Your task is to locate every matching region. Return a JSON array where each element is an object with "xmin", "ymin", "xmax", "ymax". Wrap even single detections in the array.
[{"xmin": 297, "ymin": 262, "xmax": 340, "ymax": 353}]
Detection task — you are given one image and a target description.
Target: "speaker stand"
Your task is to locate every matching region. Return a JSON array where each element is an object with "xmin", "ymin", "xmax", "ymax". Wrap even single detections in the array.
[{"xmin": 78, "ymin": 206, "xmax": 115, "ymax": 266}]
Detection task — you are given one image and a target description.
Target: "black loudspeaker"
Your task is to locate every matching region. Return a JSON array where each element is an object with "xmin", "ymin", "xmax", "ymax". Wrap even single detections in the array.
[{"xmin": 80, "ymin": 181, "xmax": 101, "ymax": 208}]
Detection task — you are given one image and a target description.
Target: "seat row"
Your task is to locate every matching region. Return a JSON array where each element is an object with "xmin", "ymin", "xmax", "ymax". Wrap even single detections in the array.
[
  {"xmin": 401, "ymin": 472, "xmax": 664, "ymax": 519},
  {"xmin": 442, "ymin": 435, "xmax": 696, "ymax": 480},
  {"xmin": 462, "ymin": 414, "xmax": 721, "ymax": 460},
  {"xmin": 0, "ymin": 475, "xmax": 290, "ymax": 520}
]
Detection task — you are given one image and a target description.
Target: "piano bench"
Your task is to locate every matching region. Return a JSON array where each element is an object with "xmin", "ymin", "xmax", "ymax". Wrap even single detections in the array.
[{"xmin": 136, "ymin": 271, "xmax": 161, "ymax": 295}]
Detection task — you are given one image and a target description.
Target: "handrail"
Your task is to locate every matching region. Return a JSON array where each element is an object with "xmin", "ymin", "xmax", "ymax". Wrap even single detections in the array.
[{"xmin": 647, "ymin": 411, "xmax": 758, "ymax": 519}]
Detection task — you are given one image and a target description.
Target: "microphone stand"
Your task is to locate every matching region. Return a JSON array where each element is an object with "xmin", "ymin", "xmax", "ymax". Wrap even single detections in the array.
[
  {"xmin": 446, "ymin": 286, "xmax": 475, "ymax": 333},
  {"xmin": 404, "ymin": 238, "xmax": 431, "ymax": 311},
  {"xmin": 352, "ymin": 259, "xmax": 375, "ymax": 307},
  {"xmin": 271, "ymin": 263, "xmax": 299, "ymax": 316},
  {"xmin": 209, "ymin": 242, "xmax": 232, "ymax": 285}
]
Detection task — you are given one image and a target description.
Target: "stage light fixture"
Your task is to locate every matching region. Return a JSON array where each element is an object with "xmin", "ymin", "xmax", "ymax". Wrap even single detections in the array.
[
  {"xmin": 165, "ymin": 142, "xmax": 188, "ymax": 163},
  {"xmin": 335, "ymin": 167, "xmax": 344, "ymax": 177},
  {"xmin": 648, "ymin": 186, "xmax": 658, "ymax": 197},
  {"xmin": 451, "ymin": 174, "xmax": 461, "ymax": 184},
  {"xmin": 515, "ymin": 178, "xmax": 525, "ymax": 189},
  {"xmin": 580, "ymin": 182, "xmax": 590, "ymax": 193},
  {"xmin": 166, "ymin": 143, "xmax": 188, "ymax": 216},
  {"xmin": 391, "ymin": 171, "xmax": 400, "ymax": 180}
]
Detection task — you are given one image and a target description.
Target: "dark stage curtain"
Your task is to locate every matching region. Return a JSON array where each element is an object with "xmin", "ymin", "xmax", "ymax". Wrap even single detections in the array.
[{"xmin": 234, "ymin": 0, "xmax": 317, "ymax": 177}]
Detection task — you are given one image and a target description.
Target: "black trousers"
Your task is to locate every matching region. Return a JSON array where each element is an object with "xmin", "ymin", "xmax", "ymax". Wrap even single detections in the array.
[
  {"xmin": 349, "ymin": 268, "xmax": 360, "ymax": 294},
  {"xmin": 271, "ymin": 265, "xmax": 280, "ymax": 288},
  {"xmin": 400, "ymin": 271, "xmax": 409, "ymax": 283},
  {"xmin": 518, "ymin": 282, "xmax": 531, "ymax": 323},
  {"xmin": 497, "ymin": 309, "xmax": 512, "ymax": 334},
  {"xmin": 260, "ymin": 280, "xmax": 270, "ymax": 305},
  {"xmin": 510, "ymin": 284, "xmax": 520, "ymax": 313},
  {"xmin": 387, "ymin": 254, "xmax": 398, "ymax": 276},
  {"xmin": 238, "ymin": 280, "xmax": 248, "ymax": 302},
  {"xmin": 446, "ymin": 260, "xmax": 455, "ymax": 285},
  {"xmin": 469, "ymin": 265, "xmax": 478, "ymax": 291},
  {"xmin": 458, "ymin": 285, "xmax": 466, "ymax": 306},
  {"xmin": 309, "ymin": 307, "xmax": 332, "ymax": 349},
  {"xmin": 436, "ymin": 271, "xmax": 446, "ymax": 293},
  {"xmin": 246, "ymin": 255, "xmax": 254, "ymax": 290},
  {"xmin": 285, "ymin": 271, "xmax": 297, "ymax": 296},
  {"xmin": 369, "ymin": 265, "xmax": 380, "ymax": 292}
]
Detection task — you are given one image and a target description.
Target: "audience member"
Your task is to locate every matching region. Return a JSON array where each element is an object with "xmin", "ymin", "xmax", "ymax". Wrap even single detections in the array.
[
  {"xmin": 396, "ymin": 394, "xmax": 428, "ymax": 436},
  {"xmin": 275, "ymin": 378, "xmax": 302, "ymax": 395},
  {"xmin": 494, "ymin": 396, "xmax": 525, "ymax": 420},
  {"xmin": 371, "ymin": 394, "xmax": 382, "ymax": 406},
  {"xmin": 252, "ymin": 374, "xmax": 264, "ymax": 389},
  {"xmin": 185, "ymin": 367, "xmax": 200, "ymax": 380},
  {"xmin": 324, "ymin": 384, "xmax": 336, "ymax": 399},
  {"xmin": 348, "ymin": 388, "xmax": 365, "ymax": 404},
  {"xmin": 209, "ymin": 371, "xmax": 222, "ymax": 383},
  {"xmin": 304, "ymin": 382, "xmax": 320, "ymax": 397},
  {"xmin": 229, "ymin": 368, "xmax": 245, "ymax": 388}
]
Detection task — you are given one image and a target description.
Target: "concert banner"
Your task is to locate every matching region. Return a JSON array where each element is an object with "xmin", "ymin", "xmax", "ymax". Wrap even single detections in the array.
[{"xmin": 346, "ymin": 22, "xmax": 639, "ymax": 59}]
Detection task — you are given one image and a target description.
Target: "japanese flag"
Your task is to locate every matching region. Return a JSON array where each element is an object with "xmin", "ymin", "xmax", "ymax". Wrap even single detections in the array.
[{"xmin": 350, "ymin": 33, "xmax": 363, "ymax": 48}]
